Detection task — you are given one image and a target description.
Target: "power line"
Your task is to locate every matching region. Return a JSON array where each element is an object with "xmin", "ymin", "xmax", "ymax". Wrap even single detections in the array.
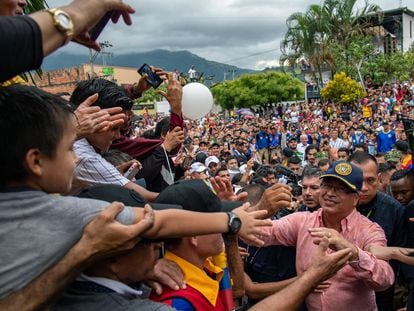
[{"xmin": 223, "ymin": 48, "xmax": 280, "ymax": 64}]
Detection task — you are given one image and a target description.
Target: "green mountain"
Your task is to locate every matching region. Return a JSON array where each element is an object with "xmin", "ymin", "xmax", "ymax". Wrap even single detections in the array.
[{"xmin": 42, "ymin": 49, "xmax": 256, "ymax": 83}]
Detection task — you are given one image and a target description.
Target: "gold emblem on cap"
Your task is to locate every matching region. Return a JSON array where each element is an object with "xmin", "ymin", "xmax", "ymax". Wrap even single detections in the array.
[{"xmin": 335, "ymin": 162, "xmax": 352, "ymax": 176}]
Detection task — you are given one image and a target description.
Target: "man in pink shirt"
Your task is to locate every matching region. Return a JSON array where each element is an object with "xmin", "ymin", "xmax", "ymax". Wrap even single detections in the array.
[{"xmin": 262, "ymin": 161, "xmax": 394, "ymax": 311}]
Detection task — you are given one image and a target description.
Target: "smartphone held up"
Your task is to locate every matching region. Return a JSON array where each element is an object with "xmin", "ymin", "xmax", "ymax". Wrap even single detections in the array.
[{"xmin": 137, "ymin": 64, "xmax": 164, "ymax": 89}]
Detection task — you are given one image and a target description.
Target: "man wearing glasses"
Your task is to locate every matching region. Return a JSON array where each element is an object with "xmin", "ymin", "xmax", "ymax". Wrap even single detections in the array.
[{"xmin": 260, "ymin": 161, "xmax": 394, "ymax": 311}]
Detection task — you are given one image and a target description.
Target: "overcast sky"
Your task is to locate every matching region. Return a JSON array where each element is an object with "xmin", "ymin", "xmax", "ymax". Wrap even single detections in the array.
[{"xmin": 55, "ymin": 0, "xmax": 408, "ymax": 70}]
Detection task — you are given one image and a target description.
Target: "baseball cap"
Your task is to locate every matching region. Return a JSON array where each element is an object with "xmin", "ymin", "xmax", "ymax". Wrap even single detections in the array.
[
  {"xmin": 282, "ymin": 147, "xmax": 294, "ymax": 158},
  {"xmin": 188, "ymin": 162, "xmax": 208, "ymax": 174},
  {"xmin": 288, "ymin": 137, "xmax": 297, "ymax": 142},
  {"xmin": 205, "ymin": 156, "xmax": 220, "ymax": 167},
  {"xmin": 78, "ymin": 184, "xmax": 182, "ymax": 211},
  {"xmin": 315, "ymin": 151, "xmax": 329, "ymax": 160},
  {"xmin": 384, "ymin": 150, "xmax": 402, "ymax": 163},
  {"xmin": 155, "ymin": 179, "xmax": 242, "ymax": 213},
  {"xmin": 320, "ymin": 161, "xmax": 363, "ymax": 192}
]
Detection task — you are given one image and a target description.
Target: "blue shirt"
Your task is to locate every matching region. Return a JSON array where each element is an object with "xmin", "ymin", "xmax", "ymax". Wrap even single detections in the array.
[
  {"xmin": 269, "ymin": 133, "xmax": 281, "ymax": 148},
  {"xmin": 351, "ymin": 134, "xmax": 367, "ymax": 148},
  {"xmin": 377, "ymin": 131, "xmax": 396, "ymax": 153},
  {"xmin": 256, "ymin": 131, "xmax": 270, "ymax": 150}
]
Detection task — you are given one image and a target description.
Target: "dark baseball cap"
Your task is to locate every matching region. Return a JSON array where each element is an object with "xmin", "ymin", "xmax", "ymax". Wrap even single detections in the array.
[
  {"xmin": 320, "ymin": 161, "xmax": 363, "ymax": 192},
  {"xmin": 78, "ymin": 184, "xmax": 182, "ymax": 211},
  {"xmin": 155, "ymin": 179, "xmax": 242, "ymax": 213},
  {"xmin": 282, "ymin": 147, "xmax": 294, "ymax": 158}
]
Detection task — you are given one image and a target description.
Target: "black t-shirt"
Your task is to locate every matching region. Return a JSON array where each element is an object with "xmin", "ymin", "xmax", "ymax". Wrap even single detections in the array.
[{"xmin": 0, "ymin": 16, "xmax": 43, "ymax": 82}]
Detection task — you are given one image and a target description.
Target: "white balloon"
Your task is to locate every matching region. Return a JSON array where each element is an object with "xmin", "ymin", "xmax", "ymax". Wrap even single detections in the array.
[{"xmin": 181, "ymin": 83, "xmax": 214, "ymax": 120}]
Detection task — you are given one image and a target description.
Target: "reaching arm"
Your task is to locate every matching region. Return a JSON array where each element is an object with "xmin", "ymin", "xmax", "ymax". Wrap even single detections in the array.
[
  {"xmin": 223, "ymin": 235, "xmax": 245, "ymax": 299},
  {"xmin": 0, "ymin": 203, "xmax": 154, "ymax": 310},
  {"xmin": 244, "ymin": 273, "xmax": 298, "ymax": 300},
  {"xmin": 250, "ymin": 238, "xmax": 352, "ymax": 311},
  {"xmin": 137, "ymin": 203, "xmax": 272, "ymax": 247}
]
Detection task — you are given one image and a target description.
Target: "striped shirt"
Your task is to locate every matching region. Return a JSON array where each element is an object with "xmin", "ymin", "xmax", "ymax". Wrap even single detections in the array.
[
  {"xmin": 329, "ymin": 138, "xmax": 346, "ymax": 149},
  {"xmin": 69, "ymin": 139, "xmax": 129, "ymax": 195}
]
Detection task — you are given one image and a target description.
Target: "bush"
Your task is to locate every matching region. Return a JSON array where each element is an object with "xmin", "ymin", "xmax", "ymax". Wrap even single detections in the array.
[{"xmin": 321, "ymin": 72, "xmax": 366, "ymax": 104}]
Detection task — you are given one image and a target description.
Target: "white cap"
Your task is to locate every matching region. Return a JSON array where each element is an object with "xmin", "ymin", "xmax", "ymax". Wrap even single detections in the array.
[
  {"xmin": 189, "ymin": 162, "xmax": 207, "ymax": 174},
  {"xmin": 205, "ymin": 156, "xmax": 220, "ymax": 167}
]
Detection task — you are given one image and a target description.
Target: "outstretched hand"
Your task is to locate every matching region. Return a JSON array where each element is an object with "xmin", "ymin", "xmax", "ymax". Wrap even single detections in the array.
[
  {"xmin": 309, "ymin": 227, "xmax": 359, "ymax": 261},
  {"xmin": 250, "ymin": 183, "xmax": 292, "ymax": 218},
  {"xmin": 156, "ymin": 72, "xmax": 183, "ymax": 115},
  {"xmin": 307, "ymin": 237, "xmax": 352, "ymax": 283},
  {"xmin": 210, "ymin": 176, "xmax": 247, "ymax": 202},
  {"xmin": 233, "ymin": 203, "xmax": 272, "ymax": 247}
]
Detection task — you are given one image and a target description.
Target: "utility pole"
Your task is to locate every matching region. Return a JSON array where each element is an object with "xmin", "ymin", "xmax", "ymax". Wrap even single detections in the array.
[{"xmin": 88, "ymin": 41, "xmax": 113, "ymax": 78}]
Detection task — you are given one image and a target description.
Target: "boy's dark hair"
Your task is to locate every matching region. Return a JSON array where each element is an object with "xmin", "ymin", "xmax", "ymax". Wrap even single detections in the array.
[
  {"xmin": 239, "ymin": 184, "xmax": 265, "ymax": 206},
  {"xmin": 288, "ymin": 155, "xmax": 301, "ymax": 165},
  {"xmin": 317, "ymin": 158, "xmax": 330, "ymax": 167},
  {"xmin": 216, "ymin": 167, "xmax": 229, "ymax": 174},
  {"xmin": 301, "ymin": 166, "xmax": 322, "ymax": 180},
  {"xmin": 231, "ymin": 173, "xmax": 243, "ymax": 184},
  {"xmin": 154, "ymin": 117, "xmax": 170, "ymax": 138},
  {"xmin": 0, "ymin": 85, "xmax": 74, "ymax": 188},
  {"xmin": 390, "ymin": 169, "xmax": 414, "ymax": 182},
  {"xmin": 378, "ymin": 162, "xmax": 396, "ymax": 174},
  {"xmin": 354, "ymin": 143, "xmax": 366, "ymax": 151},
  {"xmin": 348, "ymin": 151, "xmax": 377, "ymax": 167},
  {"xmin": 337, "ymin": 147, "xmax": 350, "ymax": 155},
  {"xmin": 226, "ymin": 155, "xmax": 237, "ymax": 163},
  {"xmin": 70, "ymin": 78, "xmax": 133, "ymax": 110},
  {"xmin": 143, "ymin": 117, "xmax": 170, "ymax": 139},
  {"xmin": 102, "ymin": 149, "xmax": 133, "ymax": 167},
  {"xmin": 305, "ymin": 144, "xmax": 319, "ymax": 157}
]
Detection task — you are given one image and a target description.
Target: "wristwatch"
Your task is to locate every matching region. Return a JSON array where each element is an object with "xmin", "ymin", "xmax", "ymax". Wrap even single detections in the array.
[
  {"xmin": 226, "ymin": 212, "xmax": 242, "ymax": 235},
  {"xmin": 46, "ymin": 8, "xmax": 74, "ymax": 45}
]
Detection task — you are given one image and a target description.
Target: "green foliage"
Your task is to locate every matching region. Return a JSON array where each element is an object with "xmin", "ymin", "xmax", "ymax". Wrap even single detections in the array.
[
  {"xmin": 280, "ymin": 0, "xmax": 381, "ymax": 83},
  {"xmin": 321, "ymin": 72, "xmax": 366, "ymax": 103},
  {"xmin": 135, "ymin": 84, "xmax": 167, "ymax": 103},
  {"xmin": 211, "ymin": 71, "xmax": 304, "ymax": 110},
  {"xmin": 330, "ymin": 36, "xmax": 375, "ymax": 80},
  {"xmin": 368, "ymin": 52, "xmax": 412, "ymax": 84},
  {"xmin": 25, "ymin": 0, "xmax": 48, "ymax": 13}
]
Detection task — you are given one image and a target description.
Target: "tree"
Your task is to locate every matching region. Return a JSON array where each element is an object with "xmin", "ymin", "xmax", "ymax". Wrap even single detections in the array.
[
  {"xmin": 280, "ymin": 0, "xmax": 381, "ymax": 83},
  {"xmin": 26, "ymin": 0, "xmax": 48, "ymax": 13},
  {"xmin": 368, "ymin": 52, "xmax": 412, "ymax": 84},
  {"xmin": 135, "ymin": 84, "xmax": 167, "ymax": 104},
  {"xmin": 321, "ymin": 72, "xmax": 366, "ymax": 103},
  {"xmin": 212, "ymin": 71, "xmax": 304, "ymax": 110}
]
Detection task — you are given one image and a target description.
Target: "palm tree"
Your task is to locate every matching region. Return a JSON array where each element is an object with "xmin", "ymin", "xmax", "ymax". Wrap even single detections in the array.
[
  {"xmin": 23, "ymin": 1, "xmax": 49, "ymax": 83},
  {"xmin": 280, "ymin": 4, "xmax": 333, "ymax": 87},
  {"xmin": 280, "ymin": 0, "xmax": 382, "ymax": 85},
  {"xmin": 25, "ymin": 0, "xmax": 48, "ymax": 13}
]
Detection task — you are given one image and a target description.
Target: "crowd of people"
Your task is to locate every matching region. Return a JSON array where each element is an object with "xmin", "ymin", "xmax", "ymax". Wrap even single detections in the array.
[{"xmin": 1, "ymin": 0, "xmax": 414, "ymax": 310}]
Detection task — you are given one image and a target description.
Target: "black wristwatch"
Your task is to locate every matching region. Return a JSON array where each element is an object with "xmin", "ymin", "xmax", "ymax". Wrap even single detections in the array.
[{"xmin": 226, "ymin": 212, "xmax": 241, "ymax": 235}]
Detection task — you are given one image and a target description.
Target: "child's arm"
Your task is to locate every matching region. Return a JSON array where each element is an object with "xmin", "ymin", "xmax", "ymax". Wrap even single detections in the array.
[{"xmin": 138, "ymin": 203, "xmax": 271, "ymax": 246}]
